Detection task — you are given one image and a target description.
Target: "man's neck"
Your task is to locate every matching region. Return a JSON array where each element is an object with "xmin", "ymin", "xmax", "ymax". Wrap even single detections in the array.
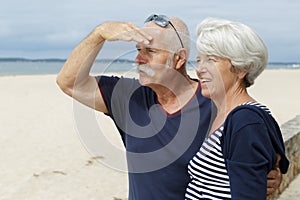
[{"xmin": 154, "ymin": 77, "xmax": 198, "ymax": 114}]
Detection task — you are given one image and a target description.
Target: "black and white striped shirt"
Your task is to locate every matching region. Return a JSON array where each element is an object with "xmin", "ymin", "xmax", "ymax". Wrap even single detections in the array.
[
  {"xmin": 185, "ymin": 125, "xmax": 230, "ymax": 200},
  {"xmin": 185, "ymin": 102, "xmax": 271, "ymax": 200}
]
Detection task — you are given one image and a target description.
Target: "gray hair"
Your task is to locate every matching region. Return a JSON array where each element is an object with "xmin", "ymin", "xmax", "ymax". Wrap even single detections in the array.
[{"xmin": 196, "ymin": 17, "xmax": 268, "ymax": 87}]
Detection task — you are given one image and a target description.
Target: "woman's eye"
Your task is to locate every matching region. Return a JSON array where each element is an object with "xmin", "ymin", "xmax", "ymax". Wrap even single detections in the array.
[
  {"xmin": 196, "ymin": 59, "xmax": 202, "ymax": 63},
  {"xmin": 208, "ymin": 58, "xmax": 216, "ymax": 62}
]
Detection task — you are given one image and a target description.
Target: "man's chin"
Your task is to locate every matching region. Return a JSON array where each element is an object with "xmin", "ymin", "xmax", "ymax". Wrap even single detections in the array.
[
  {"xmin": 138, "ymin": 76, "xmax": 153, "ymax": 87},
  {"xmin": 138, "ymin": 78, "xmax": 149, "ymax": 86}
]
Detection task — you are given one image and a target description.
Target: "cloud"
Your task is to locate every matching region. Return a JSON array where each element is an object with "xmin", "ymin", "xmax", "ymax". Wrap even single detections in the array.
[{"xmin": 0, "ymin": 0, "xmax": 300, "ymax": 61}]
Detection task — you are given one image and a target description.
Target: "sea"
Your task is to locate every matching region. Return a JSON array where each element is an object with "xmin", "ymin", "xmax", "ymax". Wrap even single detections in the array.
[{"xmin": 0, "ymin": 58, "xmax": 299, "ymax": 76}]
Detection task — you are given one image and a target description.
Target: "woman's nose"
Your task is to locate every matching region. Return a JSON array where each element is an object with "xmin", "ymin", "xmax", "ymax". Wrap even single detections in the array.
[
  {"xmin": 196, "ymin": 62, "xmax": 207, "ymax": 73},
  {"xmin": 196, "ymin": 62, "xmax": 208, "ymax": 78}
]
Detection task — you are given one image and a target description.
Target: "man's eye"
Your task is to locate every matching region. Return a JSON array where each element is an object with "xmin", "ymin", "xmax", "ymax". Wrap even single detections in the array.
[{"xmin": 146, "ymin": 48, "xmax": 155, "ymax": 53}]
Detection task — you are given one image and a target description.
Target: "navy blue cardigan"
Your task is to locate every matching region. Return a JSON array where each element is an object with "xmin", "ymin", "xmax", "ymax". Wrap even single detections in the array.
[{"xmin": 221, "ymin": 104, "xmax": 289, "ymax": 199}]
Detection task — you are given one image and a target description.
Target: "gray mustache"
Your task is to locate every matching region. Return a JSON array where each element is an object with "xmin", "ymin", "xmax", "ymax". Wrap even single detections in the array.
[{"xmin": 135, "ymin": 64, "xmax": 155, "ymax": 77}]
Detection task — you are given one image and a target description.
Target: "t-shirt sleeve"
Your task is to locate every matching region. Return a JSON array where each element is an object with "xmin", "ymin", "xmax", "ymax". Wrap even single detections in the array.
[
  {"xmin": 223, "ymin": 109, "xmax": 277, "ymax": 199},
  {"xmin": 96, "ymin": 75, "xmax": 120, "ymax": 116},
  {"xmin": 95, "ymin": 75, "xmax": 143, "ymax": 144},
  {"xmin": 96, "ymin": 75, "xmax": 139, "ymax": 118}
]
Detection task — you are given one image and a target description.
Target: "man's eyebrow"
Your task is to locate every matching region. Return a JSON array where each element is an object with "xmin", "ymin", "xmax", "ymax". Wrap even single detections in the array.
[{"xmin": 136, "ymin": 44, "xmax": 152, "ymax": 49}]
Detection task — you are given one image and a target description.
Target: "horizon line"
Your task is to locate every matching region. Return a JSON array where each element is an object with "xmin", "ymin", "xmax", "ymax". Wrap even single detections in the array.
[{"xmin": 0, "ymin": 57, "xmax": 299, "ymax": 64}]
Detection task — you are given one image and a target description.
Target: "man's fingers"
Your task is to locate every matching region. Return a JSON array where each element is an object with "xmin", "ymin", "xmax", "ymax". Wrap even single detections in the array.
[
  {"xmin": 127, "ymin": 22, "xmax": 153, "ymax": 41},
  {"xmin": 118, "ymin": 22, "xmax": 152, "ymax": 44},
  {"xmin": 267, "ymin": 187, "xmax": 274, "ymax": 195},
  {"xmin": 267, "ymin": 186, "xmax": 276, "ymax": 200},
  {"xmin": 267, "ymin": 167, "xmax": 281, "ymax": 180},
  {"xmin": 267, "ymin": 169, "xmax": 277, "ymax": 179},
  {"xmin": 267, "ymin": 178, "xmax": 276, "ymax": 187},
  {"xmin": 97, "ymin": 22, "xmax": 152, "ymax": 44},
  {"xmin": 276, "ymin": 154, "xmax": 281, "ymax": 167}
]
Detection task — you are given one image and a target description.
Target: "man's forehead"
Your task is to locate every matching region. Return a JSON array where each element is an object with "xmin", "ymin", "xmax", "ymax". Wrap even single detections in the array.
[
  {"xmin": 140, "ymin": 24, "xmax": 173, "ymax": 50},
  {"xmin": 141, "ymin": 24, "xmax": 164, "ymax": 36}
]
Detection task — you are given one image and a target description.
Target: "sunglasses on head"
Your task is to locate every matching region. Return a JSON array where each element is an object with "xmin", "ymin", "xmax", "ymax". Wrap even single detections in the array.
[{"xmin": 144, "ymin": 14, "xmax": 184, "ymax": 48}]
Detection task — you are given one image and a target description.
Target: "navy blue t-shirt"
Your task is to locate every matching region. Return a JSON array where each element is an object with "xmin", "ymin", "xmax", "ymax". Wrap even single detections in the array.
[{"xmin": 97, "ymin": 76, "xmax": 213, "ymax": 200}]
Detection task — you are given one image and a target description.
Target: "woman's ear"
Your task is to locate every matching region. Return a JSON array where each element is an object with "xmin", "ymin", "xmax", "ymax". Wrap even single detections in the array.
[{"xmin": 237, "ymin": 70, "xmax": 248, "ymax": 80}]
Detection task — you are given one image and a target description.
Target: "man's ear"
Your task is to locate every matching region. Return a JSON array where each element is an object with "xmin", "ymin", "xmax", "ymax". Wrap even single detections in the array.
[{"xmin": 174, "ymin": 49, "xmax": 187, "ymax": 70}]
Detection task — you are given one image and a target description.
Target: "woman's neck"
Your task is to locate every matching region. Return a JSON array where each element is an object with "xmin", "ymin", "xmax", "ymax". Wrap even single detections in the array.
[{"xmin": 209, "ymin": 89, "xmax": 255, "ymax": 135}]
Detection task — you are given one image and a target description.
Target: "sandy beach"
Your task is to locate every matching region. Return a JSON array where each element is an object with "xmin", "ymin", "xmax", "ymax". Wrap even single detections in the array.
[{"xmin": 0, "ymin": 69, "xmax": 299, "ymax": 199}]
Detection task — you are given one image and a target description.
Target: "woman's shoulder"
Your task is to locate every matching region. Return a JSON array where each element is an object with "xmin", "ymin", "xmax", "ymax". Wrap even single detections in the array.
[
  {"xmin": 225, "ymin": 102, "xmax": 275, "ymax": 129},
  {"xmin": 238, "ymin": 102, "xmax": 272, "ymax": 115}
]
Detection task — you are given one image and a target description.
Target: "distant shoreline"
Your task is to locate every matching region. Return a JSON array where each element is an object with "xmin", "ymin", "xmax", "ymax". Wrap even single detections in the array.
[
  {"xmin": 0, "ymin": 58, "xmax": 299, "ymax": 77},
  {"xmin": 0, "ymin": 57, "xmax": 134, "ymax": 63},
  {"xmin": 0, "ymin": 57, "xmax": 299, "ymax": 66}
]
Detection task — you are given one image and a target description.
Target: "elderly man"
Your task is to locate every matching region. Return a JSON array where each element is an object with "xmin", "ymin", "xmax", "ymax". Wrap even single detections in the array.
[{"xmin": 56, "ymin": 14, "xmax": 281, "ymax": 200}]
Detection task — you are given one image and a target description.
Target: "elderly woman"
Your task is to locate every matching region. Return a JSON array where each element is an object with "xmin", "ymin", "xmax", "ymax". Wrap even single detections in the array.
[{"xmin": 185, "ymin": 18, "xmax": 289, "ymax": 199}]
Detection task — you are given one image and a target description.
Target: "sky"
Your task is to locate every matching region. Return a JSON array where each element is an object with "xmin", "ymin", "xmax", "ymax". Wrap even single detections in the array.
[{"xmin": 1, "ymin": 0, "xmax": 299, "ymax": 62}]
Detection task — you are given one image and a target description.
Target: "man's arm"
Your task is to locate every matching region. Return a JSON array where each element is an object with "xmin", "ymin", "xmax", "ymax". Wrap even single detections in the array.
[
  {"xmin": 56, "ymin": 29, "xmax": 106, "ymax": 112},
  {"xmin": 56, "ymin": 22, "xmax": 152, "ymax": 113}
]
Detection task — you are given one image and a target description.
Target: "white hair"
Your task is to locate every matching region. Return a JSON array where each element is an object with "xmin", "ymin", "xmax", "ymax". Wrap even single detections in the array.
[{"xmin": 196, "ymin": 17, "xmax": 268, "ymax": 87}]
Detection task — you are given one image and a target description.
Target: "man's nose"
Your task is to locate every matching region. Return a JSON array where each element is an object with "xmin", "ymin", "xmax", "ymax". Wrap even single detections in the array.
[{"xmin": 135, "ymin": 51, "xmax": 147, "ymax": 64}]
